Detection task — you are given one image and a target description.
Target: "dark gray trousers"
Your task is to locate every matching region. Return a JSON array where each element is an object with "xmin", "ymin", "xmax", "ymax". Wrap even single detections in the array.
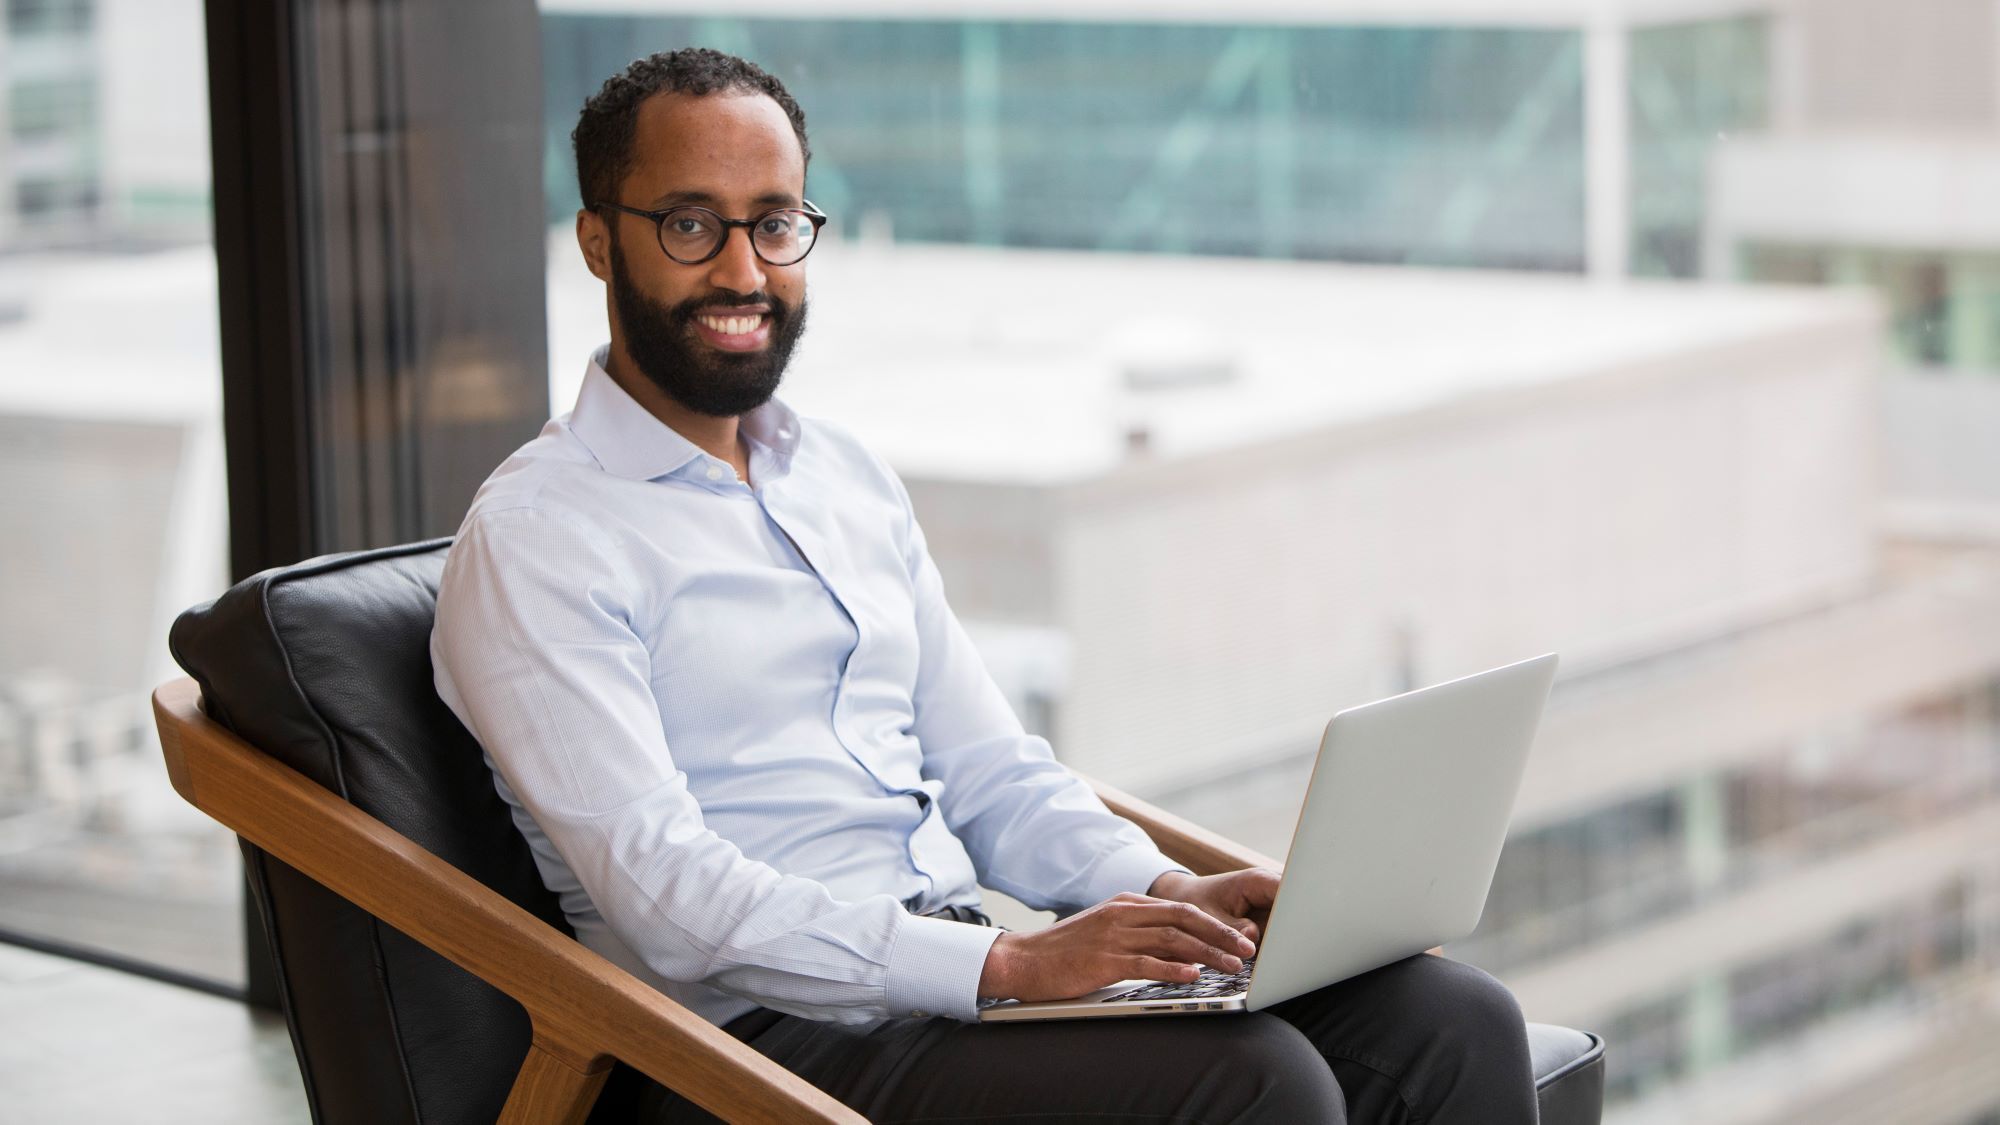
[{"xmin": 599, "ymin": 954, "xmax": 1539, "ymax": 1124}]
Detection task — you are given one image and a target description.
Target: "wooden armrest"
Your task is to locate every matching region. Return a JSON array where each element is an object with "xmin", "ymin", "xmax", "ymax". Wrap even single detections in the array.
[
  {"xmin": 1082, "ymin": 775, "xmax": 1283, "ymax": 875},
  {"xmin": 151, "ymin": 677, "xmax": 863, "ymax": 1125}
]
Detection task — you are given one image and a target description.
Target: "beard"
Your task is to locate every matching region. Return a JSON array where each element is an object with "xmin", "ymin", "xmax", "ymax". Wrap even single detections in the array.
[{"xmin": 609, "ymin": 238, "xmax": 809, "ymax": 418}]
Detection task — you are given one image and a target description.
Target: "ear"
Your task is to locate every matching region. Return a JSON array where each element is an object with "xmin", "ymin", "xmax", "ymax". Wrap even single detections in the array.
[{"xmin": 576, "ymin": 207, "xmax": 612, "ymax": 283}]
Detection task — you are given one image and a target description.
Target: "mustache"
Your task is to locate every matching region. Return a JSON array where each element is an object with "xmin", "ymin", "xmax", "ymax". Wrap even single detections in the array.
[{"xmin": 679, "ymin": 294, "xmax": 783, "ymax": 315}]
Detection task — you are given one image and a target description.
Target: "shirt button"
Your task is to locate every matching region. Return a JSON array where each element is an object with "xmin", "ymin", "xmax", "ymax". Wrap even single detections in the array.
[
  {"xmin": 705, "ymin": 465, "xmax": 725, "ymax": 481},
  {"xmin": 910, "ymin": 1010, "xmax": 929, "ymax": 1018}
]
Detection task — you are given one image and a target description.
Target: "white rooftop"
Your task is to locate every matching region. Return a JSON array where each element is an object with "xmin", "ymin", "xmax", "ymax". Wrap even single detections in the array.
[
  {"xmin": 0, "ymin": 237, "xmax": 1876, "ymax": 489},
  {"xmin": 1711, "ymin": 133, "xmax": 2000, "ymax": 255},
  {"xmin": 0, "ymin": 247, "xmax": 223, "ymax": 424},
  {"xmin": 548, "ymin": 236, "xmax": 1881, "ymax": 484}
]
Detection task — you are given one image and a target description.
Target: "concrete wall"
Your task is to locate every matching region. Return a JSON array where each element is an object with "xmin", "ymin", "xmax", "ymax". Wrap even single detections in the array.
[
  {"xmin": 1882, "ymin": 373, "xmax": 2000, "ymax": 540},
  {"xmin": 1706, "ymin": 136, "xmax": 2000, "ymax": 273},
  {"xmin": 1781, "ymin": 0, "xmax": 1999, "ymax": 132},
  {"xmin": 934, "ymin": 301, "xmax": 1885, "ymax": 792},
  {"xmin": 0, "ymin": 414, "xmax": 189, "ymax": 695}
]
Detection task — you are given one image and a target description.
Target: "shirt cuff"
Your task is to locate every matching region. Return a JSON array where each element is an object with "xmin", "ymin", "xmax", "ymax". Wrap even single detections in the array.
[
  {"xmin": 884, "ymin": 910, "xmax": 1005, "ymax": 1022},
  {"xmin": 1081, "ymin": 841, "xmax": 1194, "ymax": 908}
]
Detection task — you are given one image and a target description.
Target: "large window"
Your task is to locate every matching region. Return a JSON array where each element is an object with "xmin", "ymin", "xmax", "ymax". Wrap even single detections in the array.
[
  {"xmin": 1458, "ymin": 680, "xmax": 2000, "ymax": 971},
  {"xmin": 1627, "ymin": 16, "xmax": 1770, "ymax": 279},
  {"xmin": 532, "ymin": 6, "xmax": 2000, "ymax": 1121},
  {"xmin": 0, "ymin": 0, "xmax": 238, "ymax": 985},
  {"xmin": 1743, "ymin": 244, "xmax": 2000, "ymax": 371},
  {"xmin": 1595, "ymin": 878, "xmax": 1989, "ymax": 1103},
  {"xmin": 543, "ymin": 14, "xmax": 1588, "ymax": 270}
]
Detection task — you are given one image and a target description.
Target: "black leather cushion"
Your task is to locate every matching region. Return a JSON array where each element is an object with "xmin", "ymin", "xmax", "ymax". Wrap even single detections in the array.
[
  {"xmin": 170, "ymin": 540, "xmax": 570, "ymax": 1125},
  {"xmin": 1530, "ymin": 1022, "xmax": 1606, "ymax": 1125}
]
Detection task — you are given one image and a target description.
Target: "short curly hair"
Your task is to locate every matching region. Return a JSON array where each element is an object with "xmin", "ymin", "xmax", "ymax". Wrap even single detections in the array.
[{"xmin": 571, "ymin": 48, "xmax": 811, "ymax": 211}]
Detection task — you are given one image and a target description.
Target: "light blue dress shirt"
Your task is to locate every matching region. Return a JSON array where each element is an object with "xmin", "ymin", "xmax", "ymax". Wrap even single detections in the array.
[{"xmin": 432, "ymin": 349, "xmax": 1187, "ymax": 1028}]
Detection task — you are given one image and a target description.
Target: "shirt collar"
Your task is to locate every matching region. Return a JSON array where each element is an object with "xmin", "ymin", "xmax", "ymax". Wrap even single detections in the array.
[{"xmin": 567, "ymin": 346, "xmax": 801, "ymax": 483}]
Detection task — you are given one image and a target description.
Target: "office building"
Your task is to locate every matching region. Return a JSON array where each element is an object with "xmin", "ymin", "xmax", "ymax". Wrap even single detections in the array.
[{"xmin": 1, "ymin": 0, "xmax": 210, "ymax": 248}]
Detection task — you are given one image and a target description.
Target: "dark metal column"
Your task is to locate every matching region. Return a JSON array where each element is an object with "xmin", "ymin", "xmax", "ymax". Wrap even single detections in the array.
[{"xmin": 204, "ymin": 0, "xmax": 549, "ymax": 1005}]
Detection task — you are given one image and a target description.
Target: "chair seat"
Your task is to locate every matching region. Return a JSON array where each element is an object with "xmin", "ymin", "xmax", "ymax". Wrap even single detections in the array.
[{"xmin": 1529, "ymin": 1022, "xmax": 1605, "ymax": 1125}]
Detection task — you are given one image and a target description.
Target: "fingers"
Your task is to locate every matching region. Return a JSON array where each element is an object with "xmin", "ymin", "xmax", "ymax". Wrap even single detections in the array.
[
  {"xmin": 1127, "ymin": 955, "xmax": 1201, "ymax": 983},
  {"xmin": 1102, "ymin": 903, "xmax": 1252, "ymax": 972},
  {"xmin": 1212, "ymin": 914, "xmax": 1262, "ymax": 948},
  {"xmin": 1232, "ymin": 867, "xmax": 1282, "ymax": 908},
  {"xmin": 1117, "ymin": 900, "xmax": 1258, "ymax": 957},
  {"xmin": 1141, "ymin": 926, "xmax": 1246, "ymax": 973}
]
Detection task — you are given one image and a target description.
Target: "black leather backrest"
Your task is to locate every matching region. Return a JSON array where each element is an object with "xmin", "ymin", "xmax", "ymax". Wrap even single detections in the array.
[{"xmin": 169, "ymin": 540, "xmax": 572, "ymax": 1125}]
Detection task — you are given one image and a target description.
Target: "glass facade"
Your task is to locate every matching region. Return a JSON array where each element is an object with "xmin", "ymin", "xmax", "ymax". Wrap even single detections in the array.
[
  {"xmin": 543, "ymin": 14, "xmax": 1588, "ymax": 270},
  {"xmin": 4, "ymin": 0, "xmax": 101, "ymax": 235},
  {"xmin": 1743, "ymin": 243, "xmax": 2000, "ymax": 372},
  {"xmin": 1595, "ymin": 879, "xmax": 1989, "ymax": 1103},
  {"xmin": 1454, "ymin": 679, "xmax": 2000, "ymax": 1104},
  {"xmin": 7, "ymin": 0, "xmax": 91, "ymax": 38},
  {"xmin": 1728, "ymin": 883, "xmax": 1978, "ymax": 1055},
  {"xmin": 1463, "ymin": 681, "xmax": 2000, "ymax": 971},
  {"xmin": 1627, "ymin": 16, "xmax": 1770, "ymax": 279},
  {"xmin": 0, "ymin": 0, "xmax": 237, "ymax": 985},
  {"xmin": 7, "ymin": 75, "xmax": 93, "ymax": 139}
]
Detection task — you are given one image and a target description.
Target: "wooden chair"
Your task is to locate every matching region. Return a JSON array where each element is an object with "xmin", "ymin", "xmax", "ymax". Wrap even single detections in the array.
[{"xmin": 157, "ymin": 540, "xmax": 1602, "ymax": 1124}]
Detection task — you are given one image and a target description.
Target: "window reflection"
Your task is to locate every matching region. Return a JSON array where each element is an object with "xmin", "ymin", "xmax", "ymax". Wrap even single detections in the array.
[
  {"xmin": 0, "ymin": 0, "xmax": 236, "ymax": 985},
  {"xmin": 543, "ymin": 15, "xmax": 1588, "ymax": 269},
  {"xmin": 541, "ymin": 5, "xmax": 2000, "ymax": 1119},
  {"xmin": 1459, "ymin": 681, "xmax": 2000, "ymax": 972}
]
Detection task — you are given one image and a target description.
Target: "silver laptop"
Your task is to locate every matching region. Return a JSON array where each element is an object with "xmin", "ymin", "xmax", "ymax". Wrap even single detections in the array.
[{"xmin": 979, "ymin": 653, "xmax": 1557, "ymax": 1022}]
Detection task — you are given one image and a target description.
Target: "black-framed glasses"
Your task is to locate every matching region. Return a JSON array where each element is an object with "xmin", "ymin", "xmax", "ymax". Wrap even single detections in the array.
[{"xmin": 596, "ymin": 199, "xmax": 829, "ymax": 266}]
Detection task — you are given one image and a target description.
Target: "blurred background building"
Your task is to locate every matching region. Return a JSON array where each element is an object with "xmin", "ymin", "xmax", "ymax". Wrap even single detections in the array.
[
  {"xmin": 6, "ymin": 0, "xmax": 2000, "ymax": 1121},
  {"xmin": 0, "ymin": 0, "xmax": 233, "ymax": 983}
]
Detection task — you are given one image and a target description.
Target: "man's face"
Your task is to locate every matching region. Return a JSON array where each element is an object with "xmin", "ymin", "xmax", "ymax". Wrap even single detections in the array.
[{"xmin": 596, "ymin": 92, "xmax": 810, "ymax": 417}]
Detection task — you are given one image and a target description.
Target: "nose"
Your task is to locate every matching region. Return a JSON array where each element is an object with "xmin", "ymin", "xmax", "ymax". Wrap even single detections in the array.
[{"xmin": 705, "ymin": 224, "xmax": 768, "ymax": 296}]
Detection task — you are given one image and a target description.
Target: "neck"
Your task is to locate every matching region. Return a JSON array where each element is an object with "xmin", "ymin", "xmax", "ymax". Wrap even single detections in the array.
[{"xmin": 603, "ymin": 341, "xmax": 745, "ymax": 468}]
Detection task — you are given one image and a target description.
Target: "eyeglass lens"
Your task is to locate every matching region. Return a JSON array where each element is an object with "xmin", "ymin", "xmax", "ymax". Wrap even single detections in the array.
[{"xmin": 658, "ymin": 207, "xmax": 818, "ymax": 266}]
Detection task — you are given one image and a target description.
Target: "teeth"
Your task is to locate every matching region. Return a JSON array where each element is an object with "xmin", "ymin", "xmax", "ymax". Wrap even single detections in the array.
[{"xmin": 700, "ymin": 313, "xmax": 761, "ymax": 336}]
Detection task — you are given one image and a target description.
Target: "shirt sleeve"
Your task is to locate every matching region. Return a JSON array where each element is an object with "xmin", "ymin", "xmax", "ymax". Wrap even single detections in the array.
[
  {"xmin": 433, "ymin": 506, "xmax": 1000, "ymax": 1023},
  {"xmin": 891, "ymin": 487, "xmax": 1193, "ymax": 913}
]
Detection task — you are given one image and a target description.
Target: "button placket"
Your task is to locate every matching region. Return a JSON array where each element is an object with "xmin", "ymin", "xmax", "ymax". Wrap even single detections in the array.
[
  {"xmin": 762, "ymin": 492, "xmax": 947, "ymax": 899},
  {"xmin": 760, "ymin": 496, "xmax": 871, "ymax": 756}
]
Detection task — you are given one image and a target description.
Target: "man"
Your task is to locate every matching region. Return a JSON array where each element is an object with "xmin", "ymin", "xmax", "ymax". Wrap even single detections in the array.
[{"xmin": 433, "ymin": 48, "xmax": 1538, "ymax": 1123}]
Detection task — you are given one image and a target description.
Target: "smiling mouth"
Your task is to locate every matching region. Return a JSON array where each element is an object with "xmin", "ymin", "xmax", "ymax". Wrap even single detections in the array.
[
  {"xmin": 697, "ymin": 312, "xmax": 763, "ymax": 335},
  {"xmin": 691, "ymin": 308, "xmax": 772, "ymax": 352}
]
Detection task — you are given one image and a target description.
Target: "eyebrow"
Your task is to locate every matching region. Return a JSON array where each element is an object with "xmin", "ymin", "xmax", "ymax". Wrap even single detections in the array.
[{"xmin": 646, "ymin": 189, "xmax": 801, "ymax": 210}]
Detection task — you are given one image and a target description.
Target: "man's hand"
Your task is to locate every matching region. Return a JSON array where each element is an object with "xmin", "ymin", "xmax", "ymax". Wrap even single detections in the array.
[
  {"xmin": 976, "ymin": 892, "xmax": 1259, "ymax": 1003},
  {"xmin": 1146, "ymin": 867, "xmax": 1281, "ymax": 946}
]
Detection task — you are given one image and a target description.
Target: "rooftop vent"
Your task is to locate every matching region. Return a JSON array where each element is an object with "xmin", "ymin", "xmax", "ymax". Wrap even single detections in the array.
[{"xmin": 1108, "ymin": 316, "xmax": 1238, "ymax": 391}]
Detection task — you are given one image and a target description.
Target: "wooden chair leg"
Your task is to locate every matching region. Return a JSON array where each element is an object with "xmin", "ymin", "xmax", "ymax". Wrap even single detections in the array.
[{"xmin": 498, "ymin": 1038, "xmax": 612, "ymax": 1125}]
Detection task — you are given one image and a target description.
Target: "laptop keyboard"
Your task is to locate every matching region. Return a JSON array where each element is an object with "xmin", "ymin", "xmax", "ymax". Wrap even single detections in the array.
[{"xmin": 1111, "ymin": 958, "xmax": 1255, "ymax": 1003}]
